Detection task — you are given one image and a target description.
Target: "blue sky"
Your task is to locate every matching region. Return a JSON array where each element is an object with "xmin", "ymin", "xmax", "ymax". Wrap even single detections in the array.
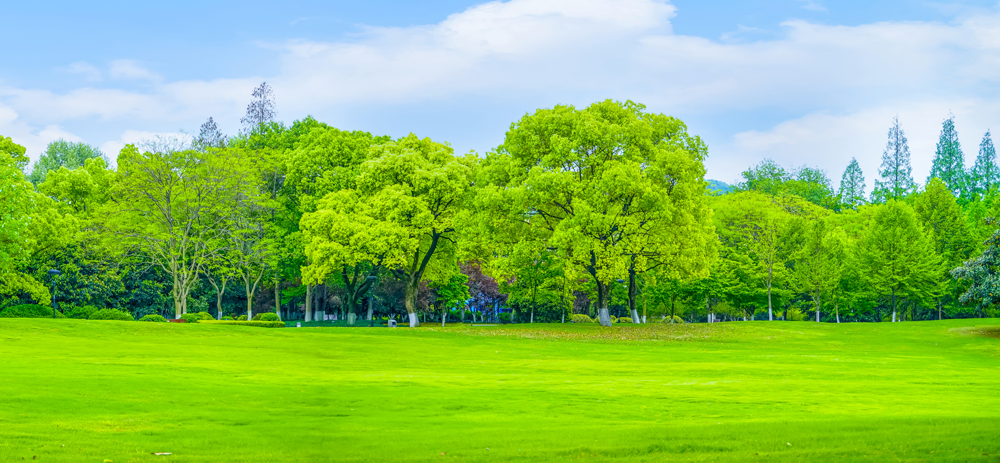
[{"xmin": 3, "ymin": 0, "xmax": 1000, "ymax": 187}]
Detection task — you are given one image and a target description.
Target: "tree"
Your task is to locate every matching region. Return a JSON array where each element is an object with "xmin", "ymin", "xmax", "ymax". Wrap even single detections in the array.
[
  {"xmin": 839, "ymin": 157, "xmax": 866, "ymax": 209},
  {"xmin": 302, "ymin": 134, "xmax": 472, "ymax": 327},
  {"xmin": 739, "ymin": 159, "xmax": 836, "ymax": 208},
  {"xmin": 241, "ymin": 82, "xmax": 276, "ymax": 135},
  {"xmin": 0, "ymin": 136, "xmax": 43, "ymax": 302},
  {"xmin": 109, "ymin": 144, "xmax": 253, "ymax": 318},
  {"xmin": 28, "ymin": 139, "xmax": 106, "ymax": 185},
  {"xmin": 194, "ymin": 117, "xmax": 227, "ymax": 150},
  {"xmin": 911, "ymin": 178, "xmax": 975, "ymax": 319},
  {"xmin": 928, "ymin": 114, "xmax": 967, "ymax": 198},
  {"xmin": 952, "ymin": 228, "xmax": 1000, "ymax": 317},
  {"xmin": 793, "ymin": 217, "xmax": 848, "ymax": 322},
  {"xmin": 871, "ymin": 116, "xmax": 916, "ymax": 203},
  {"xmin": 476, "ymin": 100, "xmax": 713, "ymax": 327},
  {"xmin": 855, "ymin": 200, "xmax": 941, "ymax": 322},
  {"xmin": 969, "ymin": 130, "xmax": 999, "ymax": 199}
]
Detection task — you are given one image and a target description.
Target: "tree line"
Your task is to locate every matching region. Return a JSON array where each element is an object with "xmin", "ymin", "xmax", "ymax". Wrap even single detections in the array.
[{"xmin": 2, "ymin": 86, "xmax": 999, "ymax": 326}]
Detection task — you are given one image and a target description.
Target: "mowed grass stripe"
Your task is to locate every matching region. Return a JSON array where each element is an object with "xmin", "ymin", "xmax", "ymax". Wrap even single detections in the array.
[{"xmin": 0, "ymin": 319, "xmax": 998, "ymax": 462}]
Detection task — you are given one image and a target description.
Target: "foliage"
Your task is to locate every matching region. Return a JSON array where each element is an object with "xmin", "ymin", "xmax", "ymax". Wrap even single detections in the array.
[
  {"xmin": 839, "ymin": 157, "xmax": 866, "ymax": 209},
  {"xmin": 180, "ymin": 313, "xmax": 203, "ymax": 323},
  {"xmin": 927, "ymin": 114, "xmax": 967, "ymax": 198},
  {"xmin": 872, "ymin": 116, "xmax": 916, "ymax": 203},
  {"xmin": 198, "ymin": 320, "xmax": 285, "ymax": 327},
  {"xmin": 571, "ymin": 314, "xmax": 595, "ymax": 323},
  {"xmin": 140, "ymin": 314, "xmax": 168, "ymax": 322},
  {"xmin": 89, "ymin": 309, "xmax": 134, "ymax": 321},
  {"xmin": 27, "ymin": 139, "xmax": 106, "ymax": 185},
  {"xmin": 257, "ymin": 312, "xmax": 280, "ymax": 321},
  {"xmin": 0, "ymin": 304, "xmax": 64, "ymax": 318},
  {"xmin": 63, "ymin": 305, "xmax": 98, "ymax": 320},
  {"xmin": 969, "ymin": 130, "xmax": 999, "ymax": 199}
]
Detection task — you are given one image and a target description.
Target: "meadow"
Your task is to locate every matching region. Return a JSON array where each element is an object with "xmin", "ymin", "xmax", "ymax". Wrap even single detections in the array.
[{"xmin": 0, "ymin": 319, "xmax": 998, "ymax": 462}]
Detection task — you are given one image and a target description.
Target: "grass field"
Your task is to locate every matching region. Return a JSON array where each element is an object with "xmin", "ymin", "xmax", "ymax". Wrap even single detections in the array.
[{"xmin": 1, "ymin": 319, "xmax": 999, "ymax": 462}]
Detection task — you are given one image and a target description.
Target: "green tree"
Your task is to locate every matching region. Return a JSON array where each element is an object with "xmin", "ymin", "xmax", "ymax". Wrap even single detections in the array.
[
  {"xmin": 969, "ymin": 130, "xmax": 999, "ymax": 199},
  {"xmin": 839, "ymin": 157, "xmax": 866, "ymax": 209},
  {"xmin": 927, "ymin": 114, "xmax": 967, "ymax": 198},
  {"xmin": 1, "ymin": 135, "xmax": 29, "ymax": 172},
  {"xmin": 27, "ymin": 139, "xmax": 106, "ymax": 185},
  {"xmin": 952, "ymin": 228, "xmax": 1000, "ymax": 317},
  {"xmin": 302, "ymin": 134, "xmax": 472, "ymax": 327},
  {"xmin": 476, "ymin": 100, "xmax": 713, "ymax": 327},
  {"xmin": 871, "ymin": 116, "xmax": 916, "ymax": 203},
  {"xmin": 910, "ymin": 178, "xmax": 975, "ymax": 319},
  {"xmin": 0, "ymin": 136, "xmax": 45, "ymax": 302},
  {"xmin": 109, "ymin": 144, "xmax": 254, "ymax": 318},
  {"xmin": 855, "ymin": 200, "xmax": 941, "ymax": 322}
]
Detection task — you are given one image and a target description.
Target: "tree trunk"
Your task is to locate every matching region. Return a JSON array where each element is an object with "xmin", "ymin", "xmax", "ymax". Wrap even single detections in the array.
[
  {"xmin": 273, "ymin": 278, "xmax": 281, "ymax": 321},
  {"xmin": 404, "ymin": 276, "xmax": 420, "ymax": 327},
  {"xmin": 628, "ymin": 270, "xmax": 641, "ymax": 323},
  {"xmin": 305, "ymin": 284, "xmax": 313, "ymax": 322},
  {"xmin": 938, "ymin": 298, "xmax": 942, "ymax": 321},
  {"xmin": 530, "ymin": 307, "xmax": 534, "ymax": 324},
  {"xmin": 596, "ymin": 280, "xmax": 612, "ymax": 327},
  {"xmin": 441, "ymin": 305, "xmax": 447, "ymax": 327},
  {"xmin": 767, "ymin": 280, "xmax": 773, "ymax": 321},
  {"xmin": 891, "ymin": 288, "xmax": 897, "ymax": 323},
  {"xmin": 835, "ymin": 301, "xmax": 840, "ymax": 324},
  {"xmin": 815, "ymin": 290, "xmax": 821, "ymax": 323},
  {"xmin": 366, "ymin": 295, "xmax": 374, "ymax": 322}
]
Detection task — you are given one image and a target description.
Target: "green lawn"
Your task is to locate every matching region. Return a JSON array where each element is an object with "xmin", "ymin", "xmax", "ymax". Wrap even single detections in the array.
[{"xmin": 1, "ymin": 319, "xmax": 998, "ymax": 462}]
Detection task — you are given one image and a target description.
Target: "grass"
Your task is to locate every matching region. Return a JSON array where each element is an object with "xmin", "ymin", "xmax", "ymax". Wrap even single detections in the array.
[{"xmin": 0, "ymin": 319, "xmax": 999, "ymax": 462}]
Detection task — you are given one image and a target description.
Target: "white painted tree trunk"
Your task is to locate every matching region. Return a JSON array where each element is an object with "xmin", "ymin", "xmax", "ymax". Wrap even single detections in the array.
[
  {"xmin": 892, "ymin": 311, "xmax": 896, "ymax": 323},
  {"xmin": 630, "ymin": 309, "xmax": 640, "ymax": 324},
  {"xmin": 598, "ymin": 308, "xmax": 613, "ymax": 327},
  {"xmin": 348, "ymin": 312, "xmax": 357, "ymax": 325},
  {"xmin": 816, "ymin": 308, "xmax": 820, "ymax": 323},
  {"xmin": 305, "ymin": 285, "xmax": 313, "ymax": 322},
  {"xmin": 408, "ymin": 312, "xmax": 418, "ymax": 327},
  {"xmin": 530, "ymin": 309, "xmax": 534, "ymax": 324}
]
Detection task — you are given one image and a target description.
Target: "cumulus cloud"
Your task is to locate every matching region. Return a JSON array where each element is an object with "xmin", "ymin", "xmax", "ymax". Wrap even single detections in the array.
[{"xmin": 2, "ymin": 0, "xmax": 1000, "ymax": 181}]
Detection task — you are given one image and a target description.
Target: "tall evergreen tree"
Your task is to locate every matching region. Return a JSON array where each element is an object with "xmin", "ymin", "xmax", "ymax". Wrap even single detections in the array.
[
  {"xmin": 871, "ymin": 116, "xmax": 915, "ymax": 203},
  {"xmin": 194, "ymin": 117, "xmax": 227, "ymax": 150},
  {"xmin": 838, "ymin": 157, "xmax": 866, "ymax": 209},
  {"xmin": 240, "ymin": 82, "xmax": 276, "ymax": 135},
  {"xmin": 927, "ymin": 114, "xmax": 966, "ymax": 197},
  {"xmin": 969, "ymin": 130, "xmax": 999, "ymax": 198}
]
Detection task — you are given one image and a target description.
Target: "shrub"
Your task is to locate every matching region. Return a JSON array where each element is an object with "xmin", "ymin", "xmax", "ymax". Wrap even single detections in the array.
[
  {"xmin": 617, "ymin": 316, "xmax": 633, "ymax": 323},
  {"xmin": 199, "ymin": 320, "xmax": 284, "ymax": 328},
  {"xmin": 571, "ymin": 314, "xmax": 595, "ymax": 323},
  {"xmin": 258, "ymin": 313, "xmax": 280, "ymax": 321},
  {"xmin": 659, "ymin": 315, "xmax": 685, "ymax": 324},
  {"xmin": 237, "ymin": 315, "xmax": 248, "ymax": 321},
  {"xmin": 498, "ymin": 313, "xmax": 511, "ymax": 323},
  {"xmin": 90, "ymin": 309, "xmax": 134, "ymax": 321},
  {"xmin": 180, "ymin": 313, "xmax": 202, "ymax": 323},
  {"xmin": 195, "ymin": 311, "xmax": 214, "ymax": 320},
  {"xmin": 251, "ymin": 313, "xmax": 261, "ymax": 320},
  {"xmin": 0, "ymin": 304, "xmax": 65, "ymax": 318},
  {"xmin": 222, "ymin": 316, "xmax": 235, "ymax": 321},
  {"xmin": 64, "ymin": 305, "xmax": 97, "ymax": 319},
  {"xmin": 139, "ymin": 314, "xmax": 168, "ymax": 322}
]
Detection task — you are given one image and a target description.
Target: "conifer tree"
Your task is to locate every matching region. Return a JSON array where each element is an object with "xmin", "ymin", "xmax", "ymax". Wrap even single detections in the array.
[
  {"xmin": 969, "ymin": 130, "xmax": 999, "ymax": 198},
  {"xmin": 838, "ymin": 157, "xmax": 866, "ymax": 209},
  {"xmin": 927, "ymin": 114, "xmax": 966, "ymax": 197},
  {"xmin": 871, "ymin": 116, "xmax": 916, "ymax": 203}
]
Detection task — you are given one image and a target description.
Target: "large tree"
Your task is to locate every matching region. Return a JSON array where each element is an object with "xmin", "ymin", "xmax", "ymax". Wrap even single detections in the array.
[
  {"xmin": 0, "ymin": 136, "xmax": 45, "ymax": 302},
  {"xmin": 855, "ymin": 200, "xmax": 941, "ymax": 322},
  {"xmin": 302, "ymin": 134, "xmax": 472, "ymax": 327},
  {"xmin": 911, "ymin": 178, "xmax": 975, "ymax": 319},
  {"xmin": 871, "ymin": 116, "xmax": 916, "ymax": 203},
  {"xmin": 27, "ymin": 139, "xmax": 106, "ymax": 185},
  {"xmin": 969, "ymin": 130, "xmax": 999, "ymax": 199},
  {"xmin": 476, "ymin": 100, "xmax": 714, "ymax": 327},
  {"xmin": 928, "ymin": 114, "xmax": 967, "ymax": 198},
  {"xmin": 109, "ymin": 144, "xmax": 253, "ymax": 318},
  {"xmin": 839, "ymin": 157, "xmax": 866, "ymax": 209}
]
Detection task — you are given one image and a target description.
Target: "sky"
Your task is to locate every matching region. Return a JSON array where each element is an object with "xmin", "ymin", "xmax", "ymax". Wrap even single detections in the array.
[{"xmin": 3, "ymin": 0, "xmax": 1000, "ymax": 189}]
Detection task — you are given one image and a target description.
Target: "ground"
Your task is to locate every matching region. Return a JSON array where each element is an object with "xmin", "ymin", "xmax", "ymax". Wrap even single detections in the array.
[{"xmin": 0, "ymin": 319, "xmax": 998, "ymax": 462}]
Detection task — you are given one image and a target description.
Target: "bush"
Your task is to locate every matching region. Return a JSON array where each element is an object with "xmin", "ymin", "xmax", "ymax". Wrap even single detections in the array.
[
  {"xmin": 64, "ymin": 305, "xmax": 97, "ymax": 319},
  {"xmin": 90, "ymin": 309, "xmax": 134, "ymax": 321},
  {"xmin": 617, "ymin": 316, "xmax": 633, "ymax": 323},
  {"xmin": 571, "ymin": 314, "xmax": 595, "ymax": 323},
  {"xmin": 659, "ymin": 315, "xmax": 685, "ymax": 324},
  {"xmin": 237, "ymin": 315, "xmax": 248, "ymax": 321},
  {"xmin": 498, "ymin": 313, "xmax": 511, "ymax": 323},
  {"xmin": 257, "ymin": 313, "xmax": 280, "ymax": 321},
  {"xmin": 139, "ymin": 314, "xmax": 168, "ymax": 322},
  {"xmin": 199, "ymin": 320, "xmax": 284, "ymax": 328},
  {"xmin": 180, "ymin": 313, "xmax": 202, "ymax": 323},
  {"xmin": 0, "ymin": 304, "xmax": 65, "ymax": 318},
  {"xmin": 222, "ymin": 316, "xmax": 235, "ymax": 321},
  {"xmin": 195, "ymin": 311, "xmax": 214, "ymax": 320}
]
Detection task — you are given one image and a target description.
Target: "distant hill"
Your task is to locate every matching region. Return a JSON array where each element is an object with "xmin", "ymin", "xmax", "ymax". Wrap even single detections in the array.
[{"xmin": 706, "ymin": 179, "xmax": 733, "ymax": 195}]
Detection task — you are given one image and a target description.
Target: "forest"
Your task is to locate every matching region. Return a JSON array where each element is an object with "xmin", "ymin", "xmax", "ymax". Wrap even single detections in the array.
[{"xmin": 3, "ymin": 83, "xmax": 1000, "ymax": 327}]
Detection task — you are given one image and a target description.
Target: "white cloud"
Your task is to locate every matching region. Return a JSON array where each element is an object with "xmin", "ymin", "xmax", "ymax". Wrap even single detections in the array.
[
  {"xmin": 2, "ymin": 0, "xmax": 1000, "ymax": 185},
  {"xmin": 109, "ymin": 60, "xmax": 162, "ymax": 82},
  {"xmin": 0, "ymin": 103, "xmax": 83, "ymax": 165},
  {"xmin": 62, "ymin": 62, "xmax": 102, "ymax": 82},
  {"xmin": 99, "ymin": 130, "xmax": 193, "ymax": 166}
]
